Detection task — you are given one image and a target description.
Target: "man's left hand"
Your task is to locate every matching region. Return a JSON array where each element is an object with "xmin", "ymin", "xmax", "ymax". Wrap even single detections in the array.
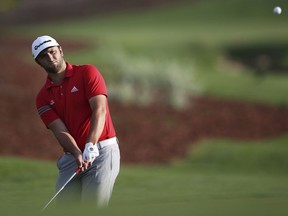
[{"xmin": 83, "ymin": 142, "xmax": 99, "ymax": 163}]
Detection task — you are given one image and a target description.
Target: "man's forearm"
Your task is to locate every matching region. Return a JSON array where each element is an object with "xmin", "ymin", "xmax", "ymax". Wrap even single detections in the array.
[
  {"xmin": 54, "ymin": 131, "xmax": 82, "ymax": 156},
  {"xmin": 86, "ymin": 106, "xmax": 106, "ymax": 144},
  {"xmin": 48, "ymin": 119, "xmax": 82, "ymax": 157}
]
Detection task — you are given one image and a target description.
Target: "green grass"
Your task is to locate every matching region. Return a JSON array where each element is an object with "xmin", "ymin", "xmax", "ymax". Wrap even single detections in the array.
[
  {"xmin": 2, "ymin": 135, "xmax": 288, "ymax": 216},
  {"xmin": 9, "ymin": 0, "xmax": 288, "ymax": 106},
  {"xmin": 184, "ymin": 135, "xmax": 288, "ymax": 174}
]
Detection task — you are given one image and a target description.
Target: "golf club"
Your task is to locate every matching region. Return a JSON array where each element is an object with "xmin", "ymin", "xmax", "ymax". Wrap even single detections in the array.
[{"xmin": 42, "ymin": 168, "xmax": 81, "ymax": 211}]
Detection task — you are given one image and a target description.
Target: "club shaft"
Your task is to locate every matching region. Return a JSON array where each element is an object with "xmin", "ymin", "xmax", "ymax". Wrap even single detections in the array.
[{"xmin": 42, "ymin": 171, "xmax": 77, "ymax": 210}]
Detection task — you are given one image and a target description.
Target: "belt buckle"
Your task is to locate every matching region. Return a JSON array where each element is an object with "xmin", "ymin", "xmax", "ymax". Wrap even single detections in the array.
[{"xmin": 96, "ymin": 142, "xmax": 102, "ymax": 150}]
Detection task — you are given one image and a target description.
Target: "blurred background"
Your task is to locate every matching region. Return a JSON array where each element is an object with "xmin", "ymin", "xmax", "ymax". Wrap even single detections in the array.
[{"xmin": 1, "ymin": 0, "xmax": 288, "ymax": 215}]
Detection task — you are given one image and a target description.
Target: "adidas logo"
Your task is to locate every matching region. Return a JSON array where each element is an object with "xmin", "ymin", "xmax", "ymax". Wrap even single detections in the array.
[{"xmin": 71, "ymin": 86, "xmax": 78, "ymax": 93}]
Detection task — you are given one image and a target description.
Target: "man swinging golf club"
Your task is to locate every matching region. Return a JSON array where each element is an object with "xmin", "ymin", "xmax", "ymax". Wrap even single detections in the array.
[{"xmin": 32, "ymin": 35, "xmax": 120, "ymax": 208}]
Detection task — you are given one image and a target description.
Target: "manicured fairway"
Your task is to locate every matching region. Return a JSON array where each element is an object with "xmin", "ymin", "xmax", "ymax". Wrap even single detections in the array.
[{"xmin": 1, "ymin": 136, "xmax": 288, "ymax": 216}]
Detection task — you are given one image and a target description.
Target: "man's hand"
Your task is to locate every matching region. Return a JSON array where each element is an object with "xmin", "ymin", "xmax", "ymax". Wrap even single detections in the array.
[
  {"xmin": 73, "ymin": 152, "xmax": 85, "ymax": 172},
  {"xmin": 83, "ymin": 142, "xmax": 99, "ymax": 163}
]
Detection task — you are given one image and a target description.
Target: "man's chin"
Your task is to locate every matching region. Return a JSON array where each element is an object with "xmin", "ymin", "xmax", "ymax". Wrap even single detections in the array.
[
  {"xmin": 46, "ymin": 68, "xmax": 58, "ymax": 74},
  {"xmin": 45, "ymin": 65, "xmax": 61, "ymax": 74}
]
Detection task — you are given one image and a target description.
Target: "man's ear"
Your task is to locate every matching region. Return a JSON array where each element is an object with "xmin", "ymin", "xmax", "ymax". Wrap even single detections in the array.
[
  {"xmin": 35, "ymin": 59, "xmax": 40, "ymax": 65},
  {"xmin": 59, "ymin": 46, "xmax": 64, "ymax": 57}
]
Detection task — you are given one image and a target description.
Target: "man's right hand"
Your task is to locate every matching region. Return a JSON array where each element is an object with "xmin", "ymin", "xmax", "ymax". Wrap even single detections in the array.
[
  {"xmin": 73, "ymin": 152, "xmax": 85, "ymax": 172},
  {"xmin": 74, "ymin": 152, "xmax": 91, "ymax": 172}
]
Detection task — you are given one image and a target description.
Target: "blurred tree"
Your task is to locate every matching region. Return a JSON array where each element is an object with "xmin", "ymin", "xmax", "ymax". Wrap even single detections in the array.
[{"xmin": 0, "ymin": 0, "xmax": 20, "ymax": 13}]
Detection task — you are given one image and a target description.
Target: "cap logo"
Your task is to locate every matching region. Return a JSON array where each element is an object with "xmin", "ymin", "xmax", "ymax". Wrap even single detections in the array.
[{"xmin": 34, "ymin": 39, "xmax": 52, "ymax": 50}]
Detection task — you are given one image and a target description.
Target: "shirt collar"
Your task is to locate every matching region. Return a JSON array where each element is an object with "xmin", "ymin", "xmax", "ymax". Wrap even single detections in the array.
[{"xmin": 45, "ymin": 62, "xmax": 73, "ymax": 89}]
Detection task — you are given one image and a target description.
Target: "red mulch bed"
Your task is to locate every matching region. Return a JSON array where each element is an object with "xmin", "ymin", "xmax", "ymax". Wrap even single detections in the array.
[{"xmin": 1, "ymin": 37, "xmax": 288, "ymax": 164}]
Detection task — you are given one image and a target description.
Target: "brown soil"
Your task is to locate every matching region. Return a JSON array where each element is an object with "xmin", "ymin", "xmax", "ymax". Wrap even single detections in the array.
[{"xmin": 1, "ymin": 37, "xmax": 288, "ymax": 164}]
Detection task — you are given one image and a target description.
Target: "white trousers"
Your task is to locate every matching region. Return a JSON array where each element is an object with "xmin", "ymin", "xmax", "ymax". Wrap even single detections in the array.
[{"xmin": 55, "ymin": 141, "xmax": 120, "ymax": 207}]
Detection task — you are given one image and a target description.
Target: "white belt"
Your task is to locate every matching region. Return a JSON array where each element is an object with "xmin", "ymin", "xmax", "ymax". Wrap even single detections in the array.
[
  {"xmin": 97, "ymin": 137, "xmax": 118, "ymax": 149},
  {"xmin": 65, "ymin": 137, "xmax": 118, "ymax": 155}
]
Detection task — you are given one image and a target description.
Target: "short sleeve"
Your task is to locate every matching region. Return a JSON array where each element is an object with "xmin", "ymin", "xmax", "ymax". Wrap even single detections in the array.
[
  {"xmin": 36, "ymin": 92, "xmax": 59, "ymax": 127},
  {"xmin": 84, "ymin": 65, "xmax": 108, "ymax": 100}
]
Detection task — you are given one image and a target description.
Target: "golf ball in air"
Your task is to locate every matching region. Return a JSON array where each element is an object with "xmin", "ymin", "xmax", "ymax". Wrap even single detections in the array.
[{"xmin": 273, "ymin": 6, "xmax": 282, "ymax": 14}]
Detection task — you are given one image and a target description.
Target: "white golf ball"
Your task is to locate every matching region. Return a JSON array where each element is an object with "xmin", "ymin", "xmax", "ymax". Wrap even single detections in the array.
[{"xmin": 273, "ymin": 6, "xmax": 282, "ymax": 14}]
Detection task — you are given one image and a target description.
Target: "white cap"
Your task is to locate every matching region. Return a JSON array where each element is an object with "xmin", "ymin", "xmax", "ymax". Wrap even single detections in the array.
[{"xmin": 31, "ymin": 35, "xmax": 59, "ymax": 59}]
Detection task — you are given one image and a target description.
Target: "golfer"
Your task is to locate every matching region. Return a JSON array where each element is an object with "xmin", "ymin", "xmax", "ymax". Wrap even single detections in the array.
[{"xmin": 32, "ymin": 35, "xmax": 120, "ymax": 207}]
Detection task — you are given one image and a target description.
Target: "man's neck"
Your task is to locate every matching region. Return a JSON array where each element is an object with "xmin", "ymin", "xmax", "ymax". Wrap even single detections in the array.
[{"xmin": 49, "ymin": 70, "xmax": 66, "ymax": 84}]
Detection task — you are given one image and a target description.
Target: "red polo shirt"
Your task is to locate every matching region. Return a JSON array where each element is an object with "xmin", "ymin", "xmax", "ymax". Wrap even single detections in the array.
[{"xmin": 36, "ymin": 63, "xmax": 116, "ymax": 151}]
